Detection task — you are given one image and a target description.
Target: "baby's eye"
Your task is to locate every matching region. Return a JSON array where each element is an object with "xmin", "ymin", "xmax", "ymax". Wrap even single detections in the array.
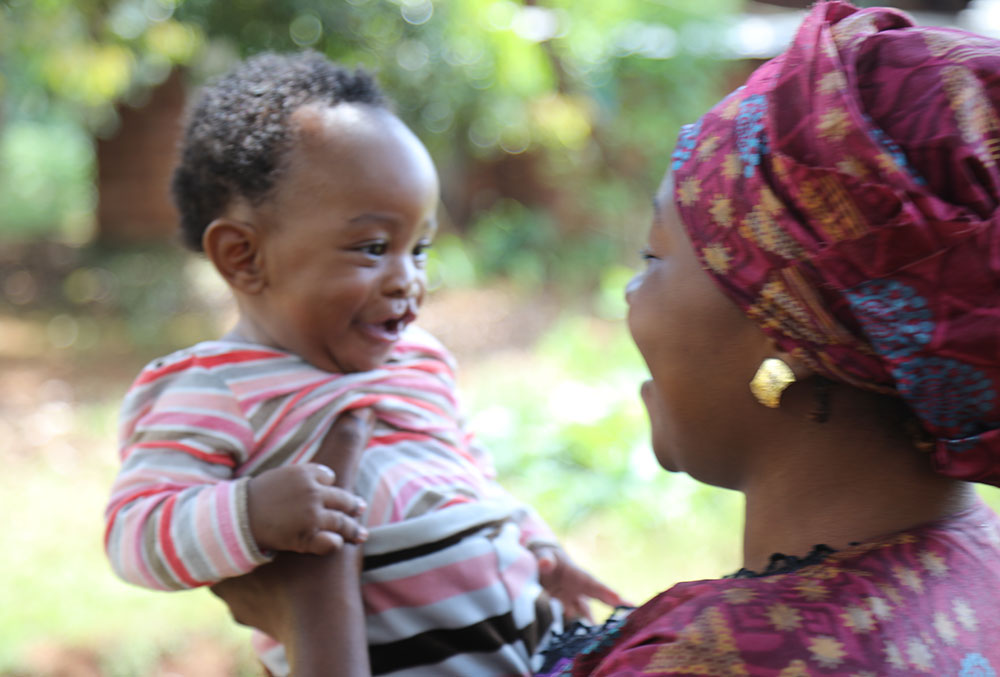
[
  {"xmin": 413, "ymin": 240, "xmax": 433, "ymax": 258},
  {"xmin": 639, "ymin": 247, "xmax": 658, "ymax": 262},
  {"xmin": 359, "ymin": 242, "xmax": 388, "ymax": 257}
]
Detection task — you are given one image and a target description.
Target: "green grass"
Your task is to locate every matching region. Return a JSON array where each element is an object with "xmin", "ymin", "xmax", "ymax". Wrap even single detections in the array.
[
  {"xmin": 0, "ymin": 403, "xmax": 259, "ymax": 674},
  {"xmin": 4, "ymin": 305, "xmax": 1000, "ymax": 674}
]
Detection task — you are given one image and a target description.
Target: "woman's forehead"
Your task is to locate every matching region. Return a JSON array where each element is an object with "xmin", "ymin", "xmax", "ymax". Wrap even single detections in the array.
[{"xmin": 654, "ymin": 173, "xmax": 676, "ymax": 208}]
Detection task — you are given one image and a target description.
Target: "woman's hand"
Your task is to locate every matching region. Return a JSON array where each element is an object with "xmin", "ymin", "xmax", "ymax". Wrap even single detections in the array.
[
  {"xmin": 211, "ymin": 409, "xmax": 375, "ymax": 674},
  {"xmin": 532, "ymin": 545, "xmax": 631, "ymax": 622}
]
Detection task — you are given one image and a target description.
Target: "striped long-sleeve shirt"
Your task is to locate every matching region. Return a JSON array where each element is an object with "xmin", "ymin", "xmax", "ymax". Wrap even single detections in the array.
[{"xmin": 105, "ymin": 326, "xmax": 559, "ymax": 675}]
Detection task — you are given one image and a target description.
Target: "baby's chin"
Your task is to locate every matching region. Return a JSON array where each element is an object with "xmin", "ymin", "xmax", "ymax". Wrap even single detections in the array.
[{"xmin": 314, "ymin": 342, "xmax": 401, "ymax": 375}]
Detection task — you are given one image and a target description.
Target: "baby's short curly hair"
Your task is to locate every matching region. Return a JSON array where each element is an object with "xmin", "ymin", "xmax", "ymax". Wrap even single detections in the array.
[{"xmin": 171, "ymin": 51, "xmax": 386, "ymax": 251}]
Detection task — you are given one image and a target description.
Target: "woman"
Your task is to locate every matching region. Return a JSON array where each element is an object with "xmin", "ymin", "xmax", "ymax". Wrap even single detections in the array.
[{"xmin": 215, "ymin": 2, "xmax": 1000, "ymax": 674}]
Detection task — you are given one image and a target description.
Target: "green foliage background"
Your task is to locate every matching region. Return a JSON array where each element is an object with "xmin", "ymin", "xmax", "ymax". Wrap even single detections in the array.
[
  {"xmin": 0, "ymin": 0, "xmax": 763, "ymax": 673},
  {"xmin": 0, "ymin": 0, "xmax": 742, "ymax": 263},
  {"xmin": 4, "ymin": 1, "xmax": 1000, "ymax": 674}
]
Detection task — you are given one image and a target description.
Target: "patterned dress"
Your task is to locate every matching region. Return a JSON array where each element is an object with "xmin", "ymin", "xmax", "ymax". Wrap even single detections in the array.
[{"xmin": 539, "ymin": 501, "xmax": 1000, "ymax": 676}]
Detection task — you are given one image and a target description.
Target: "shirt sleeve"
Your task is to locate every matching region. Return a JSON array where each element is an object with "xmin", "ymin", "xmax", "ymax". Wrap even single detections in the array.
[{"xmin": 104, "ymin": 359, "xmax": 269, "ymax": 590}]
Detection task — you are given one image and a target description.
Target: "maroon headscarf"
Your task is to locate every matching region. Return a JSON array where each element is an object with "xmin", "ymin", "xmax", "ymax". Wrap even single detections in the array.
[{"xmin": 672, "ymin": 1, "xmax": 1000, "ymax": 484}]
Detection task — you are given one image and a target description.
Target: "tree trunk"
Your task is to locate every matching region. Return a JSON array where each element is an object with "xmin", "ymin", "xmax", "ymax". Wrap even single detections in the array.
[{"xmin": 96, "ymin": 69, "xmax": 186, "ymax": 246}]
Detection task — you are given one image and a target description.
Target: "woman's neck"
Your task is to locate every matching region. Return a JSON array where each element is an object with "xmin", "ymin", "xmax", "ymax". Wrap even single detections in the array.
[{"xmin": 739, "ymin": 419, "xmax": 977, "ymax": 571}]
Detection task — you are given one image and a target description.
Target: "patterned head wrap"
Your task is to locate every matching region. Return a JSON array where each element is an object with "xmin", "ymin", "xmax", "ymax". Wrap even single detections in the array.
[{"xmin": 671, "ymin": 1, "xmax": 1000, "ymax": 484}]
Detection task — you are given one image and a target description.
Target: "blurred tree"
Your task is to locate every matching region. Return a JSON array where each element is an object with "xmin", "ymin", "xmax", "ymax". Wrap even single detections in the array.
[
  {"xmin": 1, "ymin": 0, "xmax": 742, "ymax": 286},
  {"xmin": 0, "ymin": 0, "xmax": 201, "ymax": 131},
  {"xmin": 759, "ymin": 0, "xmax": 971, "ymax": 8},
  {"xmin": 172, "ymin": 0, "xmax": 744, "ymax": 275},
  {"xmin": 0, "ymin": 0, "xmax": 201, "ymax": 243}
]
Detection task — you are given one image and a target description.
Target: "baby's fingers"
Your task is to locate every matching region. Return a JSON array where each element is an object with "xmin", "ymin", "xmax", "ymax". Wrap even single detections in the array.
[
  {"xmin": 308, "ymin": 529, "xmax": 345, "ymax": 555},
  {"xmin": 552, "ymin": 562, "xmax": 632, "ymax": 609},
  {"xmin": 579, "ymin": 574, "xmax": 631, "ymax": 608},
  {"xmin": 322, "ymin": 485, "xmax": 367, "ymax": 517},
  {"xmin": 305, "ymin": 462, "xmax": 336, "ymax": 486},
  {"xmin": 558, "ymin": 595, "xmax": 594, "ymax": 624},
  {"xmin": 309, "ymin": 509, "xmax": 368, "ymax": 554}
]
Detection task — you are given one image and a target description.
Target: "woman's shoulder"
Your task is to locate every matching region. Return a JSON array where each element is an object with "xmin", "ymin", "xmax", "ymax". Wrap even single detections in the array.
[{"xmin": 571, "ymin": 507, "xmax": 1000, "ymax": 676}]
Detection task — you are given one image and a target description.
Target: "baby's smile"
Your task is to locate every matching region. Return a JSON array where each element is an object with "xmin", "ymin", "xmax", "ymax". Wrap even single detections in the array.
[{"xmin": 358, "ymin": 303, "xmax": 418, "ymax": 345}]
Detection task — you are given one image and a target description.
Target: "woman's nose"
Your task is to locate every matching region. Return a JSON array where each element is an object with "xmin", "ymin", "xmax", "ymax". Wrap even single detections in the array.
[{"xmin": 625, "ymin": 273, "xmax": 642, "ymax": 304}]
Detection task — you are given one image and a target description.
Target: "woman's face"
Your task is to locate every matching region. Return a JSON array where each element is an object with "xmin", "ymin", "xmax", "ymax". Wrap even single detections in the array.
[{"xmin": 626, "ymin": 175, "xmax": 771, "ymax": 489}]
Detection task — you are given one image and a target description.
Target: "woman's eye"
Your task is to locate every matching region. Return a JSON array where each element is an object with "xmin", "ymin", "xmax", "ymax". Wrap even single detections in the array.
[{"xmin": 640, "ymin": 248, "xmax": 658, "ymax": 262}]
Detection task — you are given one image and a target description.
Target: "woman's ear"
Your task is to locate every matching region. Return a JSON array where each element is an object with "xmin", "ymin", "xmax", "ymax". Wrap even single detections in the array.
[
  {"xmin": 751, "ymin": 338, "xmax": 824, "ymax": 415},
  {"xmin": 203, "ymin": 219, "xmax": 266, "ymax": 294},
  {"xmin": 773, "ymin": 348, "xmax": 814, "ymax": 382},
  {"xmin": 758, "ymin": 335, "xmax": 815, "ymax": 381}
]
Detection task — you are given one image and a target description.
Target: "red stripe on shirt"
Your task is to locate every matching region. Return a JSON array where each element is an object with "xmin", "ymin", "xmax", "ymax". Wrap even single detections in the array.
[
  {"xmin": 158, "ymin": 495, "xmax": 201, "ymax": 587},
  {"xmin": 131, "ymin": 441, "xmax": 237, "ymax": 468},
  {"xmin": 257, "ymin": 380, "xmax": 324, "ymax": 443},
  {"xmin": 104, "ymin": 485, "xmax": 176, "ymax": 547},
  {"xmin": 135, "ymin": 349, "xmax": 285, "ymax": 385}
]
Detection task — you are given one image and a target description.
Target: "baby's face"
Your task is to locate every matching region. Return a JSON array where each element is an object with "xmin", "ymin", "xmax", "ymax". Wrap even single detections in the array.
[{"xmin": 243, "ymin": 103, "xmax": 439, "ymax": 373}]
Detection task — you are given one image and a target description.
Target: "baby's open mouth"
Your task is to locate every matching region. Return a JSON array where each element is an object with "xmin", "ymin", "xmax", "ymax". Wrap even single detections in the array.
[
  {"xmin": 383, "ymin": 316, "xmax": 404, "ymax": 333},
  {"xmin": 363, "ymin": 307, "xmax": 417, "ymax": 343}
]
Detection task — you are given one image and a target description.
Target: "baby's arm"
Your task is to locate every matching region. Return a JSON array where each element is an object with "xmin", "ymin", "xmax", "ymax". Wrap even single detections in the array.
[
  {"xmin": 106, "ymin": 434, "xmax": 368, "ymax": 591},
  {"xmin": 531, "ymin": 544, "xmax": 630, "ymax": 621},
  {"xmin": 104, "ymin": 366, "xmax": 366, "ymax": 590},
  {"xmin": 105, "ymin": 436, "xmax": 269, "ymax": 590}
]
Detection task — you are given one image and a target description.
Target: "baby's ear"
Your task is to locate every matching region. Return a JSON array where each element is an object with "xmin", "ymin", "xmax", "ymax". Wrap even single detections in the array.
[{"xmin": 203, "ymin": 219, "xmax": 266, "ymax": 294}]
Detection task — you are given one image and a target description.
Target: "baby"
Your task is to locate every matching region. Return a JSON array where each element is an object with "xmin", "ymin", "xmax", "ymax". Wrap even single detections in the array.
[{"xmin": 104, "ymin": 51, "xmax": 620, "ymax": 676}]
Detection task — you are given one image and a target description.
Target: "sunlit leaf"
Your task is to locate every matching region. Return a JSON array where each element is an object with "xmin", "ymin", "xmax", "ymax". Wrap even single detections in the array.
[
  {"xmin": 531, "ymin": 93, "xmax": 592, "ymax": 149},
  {"xmin": 43, "ymin": 44, "xmax": 134, "ymax": 105},
  {"xmin": 144, "ymin": 19, "xmax": 202, "ymax": 62}
]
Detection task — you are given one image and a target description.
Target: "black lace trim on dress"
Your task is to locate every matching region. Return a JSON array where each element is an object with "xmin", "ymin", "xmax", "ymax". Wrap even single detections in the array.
[
  {"xmin": 725, "ymin": 543, "xmax": 837, "ymax": 579},
  {"xmin": 536, "ymin": 544, "xmax": 838, "ymax": 674},
  {"xmin": 535, "ymin": 605, "xmax": 635, "ymax": 675}
]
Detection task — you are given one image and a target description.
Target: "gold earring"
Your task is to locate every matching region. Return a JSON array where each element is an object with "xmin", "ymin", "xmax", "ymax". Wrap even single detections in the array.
[{"xmin": 749, "ymin": 358, "xmax": 796, "ymax": 408}]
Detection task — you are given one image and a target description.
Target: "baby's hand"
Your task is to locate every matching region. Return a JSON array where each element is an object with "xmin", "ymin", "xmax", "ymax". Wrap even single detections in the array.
[
  {"xmin": 532, "ymin": 545, "xmax": 631, "ymax": 622},
  {"xmin": 247, "ymin": 463, "xmax": 368, "ymax": 555}
]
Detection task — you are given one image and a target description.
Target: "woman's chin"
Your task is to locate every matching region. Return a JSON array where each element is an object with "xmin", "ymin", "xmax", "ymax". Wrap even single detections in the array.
[
  {"xmin": 640, "ymin": 380, "xmax": 678, "ymax": 471},
  {"xmin": 652, "ymin": 445, "xmax": 680, "ymax": 473}
]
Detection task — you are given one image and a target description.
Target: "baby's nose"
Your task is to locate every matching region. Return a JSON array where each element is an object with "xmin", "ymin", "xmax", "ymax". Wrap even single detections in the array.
[{"xmin": 383, "ymin": 260, "xmax": 422, "ymax": 298}]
